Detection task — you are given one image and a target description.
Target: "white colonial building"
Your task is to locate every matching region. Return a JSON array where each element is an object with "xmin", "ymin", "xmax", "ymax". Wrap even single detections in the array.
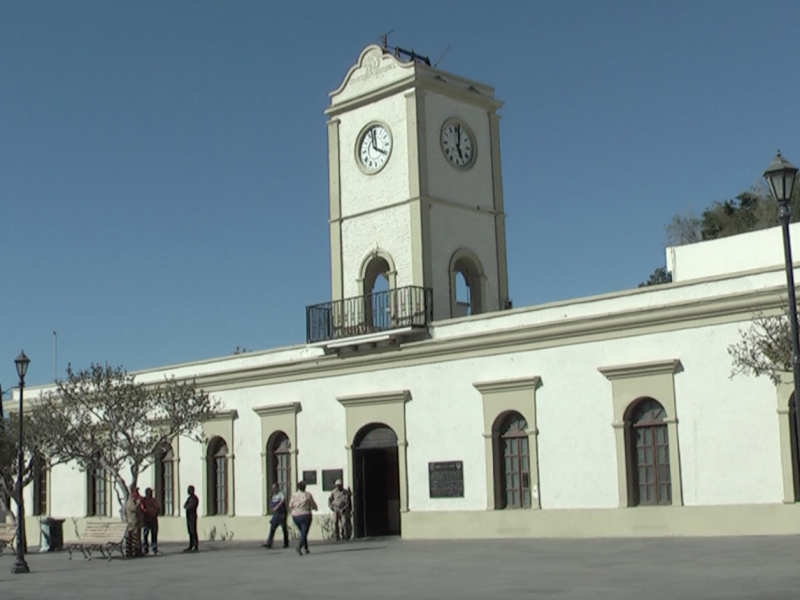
[{"xmin": 9, "ymin": 45, "xmax": 800, "ymax": 544}]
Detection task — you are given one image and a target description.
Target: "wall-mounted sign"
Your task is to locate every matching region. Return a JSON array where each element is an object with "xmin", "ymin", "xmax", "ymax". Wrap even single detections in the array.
[
  {"xmin": 302, "ymin": 470, "xmax": 317, "ymax": 485},
  {"xmin": 322, "ymin": 469, "xmax": 344, "ymax": 491},
  {"xmin": 428, "ymin": 461, "xmax": 464, "ymax": 498}
]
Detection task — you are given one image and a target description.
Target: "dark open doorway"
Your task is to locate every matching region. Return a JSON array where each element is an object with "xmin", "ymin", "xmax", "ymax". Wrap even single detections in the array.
[{"xmin": 353, "ymin": 423, "xmax": 401, "ymax": 538}]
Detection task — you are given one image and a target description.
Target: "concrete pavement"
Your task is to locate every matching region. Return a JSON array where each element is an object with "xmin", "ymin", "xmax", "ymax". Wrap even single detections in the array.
[{"xmin": 2, "ymin": 535, "xmax": 800, "ymax": 599}]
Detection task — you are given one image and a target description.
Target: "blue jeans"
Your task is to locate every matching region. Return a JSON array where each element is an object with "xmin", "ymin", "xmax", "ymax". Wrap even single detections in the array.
[
  {"xmin": 142, "ymin": 521, "xmax": 158, "ymax": 553},
  {"xmin": 266, "ymin": 513, "xmax": 288, "ymax": 547},
  {"xmin": 292, "ymin": 514, "xmax": 312, "ymax": 551}
]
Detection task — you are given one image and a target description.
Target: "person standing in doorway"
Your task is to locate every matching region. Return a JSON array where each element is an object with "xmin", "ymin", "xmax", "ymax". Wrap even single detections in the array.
[
  {"xmin": 289, "ymin": 481, "xmax": 317, "ymax": 556},
  {"xmin": 183, "ymin": 485, "xmax": 199, "ymax": 552},
  {"xmin": 263, "ymin": 483, "xmax": 289, "ymax": 549},
  {"xmin": 141, "ymin": 487, "xmax": 161, "ymax": 555},
  {"xmin": 328, "ymin": 479, "xmax": 351, "ymax": 541}
]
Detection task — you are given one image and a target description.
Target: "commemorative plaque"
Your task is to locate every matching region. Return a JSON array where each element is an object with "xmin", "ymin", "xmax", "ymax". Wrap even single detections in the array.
[
  {"xmin": 322, "ymin": 468, "xmax": 344, "ymax": 491},
  {"xmin": 428, "ymin": 461, "xmax": 464, "ymax": 498}
]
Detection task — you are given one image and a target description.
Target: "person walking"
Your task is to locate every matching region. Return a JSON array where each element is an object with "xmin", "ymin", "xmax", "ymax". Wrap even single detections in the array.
[
  {"xmin": 288, "ymin": 481, "xmax": 317, "ymax": 556},
  {"xmin": 263, "ymin": 483, "xmax": 289, "ymax": 549},
  {"xmin": 183, "ymin": 485, "xmax": 199, "ymax": 552},
  {"xmin": 327, "ymin": 479, "xmax": 351, "ymax": 541},
  {"xmin": 141, "ymin": 487, "xmax": 161, "ymax": 555}
]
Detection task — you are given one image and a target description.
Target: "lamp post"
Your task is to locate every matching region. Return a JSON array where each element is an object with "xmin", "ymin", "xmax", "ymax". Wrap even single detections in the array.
[
  {"xmin": 764, "ymin": 151, "xmax": 800, "ymax": 443},
  {"xmin": 12, "ymin": 351, "xmax": 30, "ymax": 575}
]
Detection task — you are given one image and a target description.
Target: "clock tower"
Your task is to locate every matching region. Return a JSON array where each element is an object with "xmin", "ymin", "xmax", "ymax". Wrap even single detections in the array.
[{"xmin": 314, "ymin": 44, "xmax": 510, "ymax": 343}]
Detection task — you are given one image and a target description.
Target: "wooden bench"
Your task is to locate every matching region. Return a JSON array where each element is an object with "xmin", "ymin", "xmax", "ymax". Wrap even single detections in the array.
[
  {"xmin": 65, "ymin": 522, "xmax": 129, "ymax": 561},
  {"xmin": 0, "ymin": 523, "xmax": 16, "ymax": 555}
]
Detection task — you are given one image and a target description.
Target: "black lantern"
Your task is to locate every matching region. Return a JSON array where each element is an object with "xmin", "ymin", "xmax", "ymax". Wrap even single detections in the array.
[
  {"xmin": 764, "ymin": 150, "xmax": 798, "ymax": 203},
  {"xmin": 14, "ymin": 352, "xmax": 30, "ymax": 381}
]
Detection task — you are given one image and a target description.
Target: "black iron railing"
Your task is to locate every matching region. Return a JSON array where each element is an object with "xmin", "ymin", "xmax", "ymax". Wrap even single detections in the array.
[{"xmin": 306, "ymin": 286, "xmax": 433, "ymax": 344}]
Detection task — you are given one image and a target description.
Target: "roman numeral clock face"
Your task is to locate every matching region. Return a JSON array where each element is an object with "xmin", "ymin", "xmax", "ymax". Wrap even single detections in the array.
[
  {"xmin": 357, "ymin": 123, "xmax": 392, "ymax": 174},
  {"xmin": 441, "ymin": 118, "xmax": 476, "ymax": 169}
]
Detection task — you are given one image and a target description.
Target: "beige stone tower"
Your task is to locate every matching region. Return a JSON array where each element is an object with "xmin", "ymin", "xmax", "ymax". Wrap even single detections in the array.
[{"xmin": 309, "ymin": 44, "xmax": 510, "ymax": 344}]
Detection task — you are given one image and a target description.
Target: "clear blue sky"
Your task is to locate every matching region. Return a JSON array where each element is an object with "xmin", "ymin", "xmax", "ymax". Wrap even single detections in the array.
[{"xmin": 2, "ymin": 0, "xmax": 799, "ymax": 388}]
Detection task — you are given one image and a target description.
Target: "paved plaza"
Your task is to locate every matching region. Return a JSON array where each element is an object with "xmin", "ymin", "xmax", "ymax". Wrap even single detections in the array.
[{"xmin": 2, "ymin": 535, "xmax": 800, "ymax": 599}]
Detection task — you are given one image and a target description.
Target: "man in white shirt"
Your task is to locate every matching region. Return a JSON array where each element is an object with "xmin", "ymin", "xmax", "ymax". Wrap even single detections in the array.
[{"xmin": 263, "ymin": 483, "xmax": 289, "ymax": 549}]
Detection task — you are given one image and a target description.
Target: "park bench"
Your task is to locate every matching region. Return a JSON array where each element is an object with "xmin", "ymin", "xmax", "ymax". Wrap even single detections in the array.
[
  {"xmin": 0, "ymin": 522, "xmax": 16, "ymax": 555},
  {"xmin": 65, "ymin": 521, "xmax": 129, "ymax": 561}
]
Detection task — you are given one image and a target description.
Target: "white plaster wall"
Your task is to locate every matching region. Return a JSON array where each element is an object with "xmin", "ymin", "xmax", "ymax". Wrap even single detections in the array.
[
  {"xmin": 337, "ymin": 94, "xmax": 410, "ymax": 219},
  {"xmin": 667, "ymin": 222, "xmax": 800, "ymax": 282},
  {"xmin": 399, "ymin": 318, "xmax": 782, "ymax": 510},
  {"xmin": 340, "ymin": 205, "xmax": 414, "ymax": 298},
  {"xmin": 424, "ymin": 92, "xmax": 494, "ymax": 209},
  {"xmin": 669, "ymin": 323, "xmax": 782, "ymax": 505},
  {"xmin": 52, "ymin": 461, "xmax": 86, "ymax": 518},
  {"xmin": 429, "ymin": 202, "xmax": 500, "ymax": 319},
  {"xmin": 43, "ymin": 310, "xmax": 784, "ymax": 521},
  {"xmin": 179, "ymin": 432, "xmax": 204, "ymax": 512}
]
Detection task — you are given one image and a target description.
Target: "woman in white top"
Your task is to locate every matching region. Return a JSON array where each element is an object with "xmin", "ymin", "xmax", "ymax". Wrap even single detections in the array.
[{"xmin": 288, "ymin": 480, "xmax": 318, "ymax": 555}]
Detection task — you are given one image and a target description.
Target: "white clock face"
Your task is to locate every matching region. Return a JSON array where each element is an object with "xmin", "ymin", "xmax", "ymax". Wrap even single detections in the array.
[
  {"xmin": 441, "ymin": 119, "xmax": 476, "ymax": 169},
  {"xmin": 358, "ymin": 124, "xmax": 392, "ymax": 174}
]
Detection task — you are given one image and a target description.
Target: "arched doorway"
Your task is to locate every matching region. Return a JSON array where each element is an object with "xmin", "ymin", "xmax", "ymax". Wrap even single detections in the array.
[{"xmin": 353, "ymin": 423, "xmax": 400, "ymax": 538}]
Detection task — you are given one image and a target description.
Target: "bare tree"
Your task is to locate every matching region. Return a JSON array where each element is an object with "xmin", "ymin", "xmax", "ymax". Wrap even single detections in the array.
[
  {"xmin": 35, "ymin": 363, "xmax": 221, "ymax": 518},
  {"xmin": 665, "ymin": 209, "xmax": 703, "ymax": 246},
  {"xmin": 728, "ymin": 311, "xmax": 792, "ymax": 385},
  {"xmin": 0, "ymin": 409, "xmax": 67, "ymax": 522}
]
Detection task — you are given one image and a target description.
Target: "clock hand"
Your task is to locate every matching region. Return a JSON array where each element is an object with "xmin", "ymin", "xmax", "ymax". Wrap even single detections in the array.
[
  {"xmin": 455, "ymin": 126, "xmax": 463, "ymax": 160},
  {"xmin": 371, "ymin": 130, "xmax": 378, "ymax": 152}
]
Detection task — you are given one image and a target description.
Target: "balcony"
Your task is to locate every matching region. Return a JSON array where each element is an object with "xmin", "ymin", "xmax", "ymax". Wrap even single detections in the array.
[{"xmin": 306, "ymin": 285, "xmax": 433, "ymax": 346}]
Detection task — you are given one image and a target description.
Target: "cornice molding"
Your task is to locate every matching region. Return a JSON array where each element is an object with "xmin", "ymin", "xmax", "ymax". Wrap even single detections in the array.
[
  {"xmin": 337, "ymin": 390, "xmax": 410, "ymax": 408},
  {"xmin": 202, "ymin": 409, "xmax": 238, "ymax": 422},
  {"xmin": 326, "ymin": 76, "xmax": 503, "ymax": 117},
  {"xmin": 186, "ymin": 286, "xmax": 782, "ymax": 391},
  {"xmin": 252, "ymin": 402, "xmax": 301, "ymax": 418},
  {"xmin": 19, "ymin": 284, "xmax": 786, "ymax": 397},
  {"xmin": 473, "ymin": 376, "xmax": 541, "ymax": 394},
  {"xmin": 598, "ymin": 359, "xmax": 682, "ymax": 381}
]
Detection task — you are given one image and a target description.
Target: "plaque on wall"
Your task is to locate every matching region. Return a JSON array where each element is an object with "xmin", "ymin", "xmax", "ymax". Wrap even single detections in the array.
[
  {"xmin": 428, "ymin": 461, "xmax": 464, "ymax": 498},
  {"xmin": 322, "ymin": 468, "xmax": 344, "ymax": 491},
  {"xmin": 302, "ymin": 470, "xmax": 317, "ymax": 485}
]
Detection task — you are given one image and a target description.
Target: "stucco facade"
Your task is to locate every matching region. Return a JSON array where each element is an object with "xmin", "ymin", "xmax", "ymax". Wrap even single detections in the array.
[{"xmin": 7, "ymin": 45, "xmax": 800, "ymax": 544}]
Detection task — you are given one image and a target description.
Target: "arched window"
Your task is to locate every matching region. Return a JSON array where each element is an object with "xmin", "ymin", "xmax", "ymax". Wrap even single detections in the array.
[
  {"xmin": 155, "ymin": 444, "xmax": 175, "ymax": 516},
  {"xmin": 267, "ymin": 432, "xmax": 292, "ymax": 496},
  {"xmin": 455, "ymin": 272, "xmax": 471, "ymax": 316},
  {"xmin": 32, "ymin": 455, "xmax": 47, "ymax": 517},
  {"xmin": 207, "ymin": 437, "xmax": 228, "ymax": 516},
  {"xmin": 87, "ymin": 465, "xmax": 108, "ymax": 517},
  {"xmin": 364, "ymin": 256, "xmax": 392, "ymax": 332},
  {"xmin": 493, "ymin": 412, "xmax": 531, "ymax": 509},
  {"xmin": 449, "ymin": 249, "xmax": 484, "ymax": 317},
  {"xmin": 628, "ymin": 398, "xmax": 671, "ymax": 506}
]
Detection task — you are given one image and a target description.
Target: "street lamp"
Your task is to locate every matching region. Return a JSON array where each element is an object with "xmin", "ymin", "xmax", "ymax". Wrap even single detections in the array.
[
  {"xmin": 12, "ymin": 351, "xmax": 30, "ymax": 575},
  {"xmin": 764, "ymin": 151, "xmax": 800, "ymax": 451}
]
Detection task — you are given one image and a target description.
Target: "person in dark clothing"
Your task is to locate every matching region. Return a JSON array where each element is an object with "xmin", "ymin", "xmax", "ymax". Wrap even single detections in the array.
[
  {"xmin": 262, "ymin": 483, "xmax": 289, "ymax": 549},
  {"xmin": 183, "ymin": 485, "xmax": 199, "ymax": 552},
  {"xmin": 141, "ymin": 487, "xmax": 161, "ymax": 555}
]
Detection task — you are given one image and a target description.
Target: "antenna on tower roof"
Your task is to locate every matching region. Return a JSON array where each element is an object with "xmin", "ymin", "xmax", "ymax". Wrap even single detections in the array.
[
  {"xmin": 433, "ymin": 45, "xmax": 451, "ymax": 69},
  {"xmin": 380, "ymin": 29, "xmax": 394, "ymax": 50}
]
